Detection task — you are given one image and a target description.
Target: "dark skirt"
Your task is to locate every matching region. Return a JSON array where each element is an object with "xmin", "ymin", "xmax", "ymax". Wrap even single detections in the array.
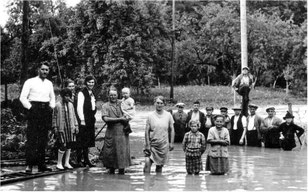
[
  {"xmin": 206, "ymin": 155, "xmax": 229, "ymax": 175},
  {"xmin": 185, "ymin": 156, "xmax": 202, "ymax": 174},
  {"xmin": 246, "ymin": 130, "xmax": 261, "ymax": 147},
  {"xmin": 77, "ymin": 123, "xmax": 95, "ymax": 148}
]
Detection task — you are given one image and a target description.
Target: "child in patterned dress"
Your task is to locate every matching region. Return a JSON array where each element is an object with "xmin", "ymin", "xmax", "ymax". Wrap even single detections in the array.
[
  {"xmin": 121, "ymin": 87, "xmax": 135, "ymax": 135},
  {"xmin": 182, "ymin": 120, "xmax": 206, "ymax": 175}
]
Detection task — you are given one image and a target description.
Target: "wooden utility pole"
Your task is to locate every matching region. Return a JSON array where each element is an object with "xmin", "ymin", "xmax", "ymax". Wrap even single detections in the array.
[
  {"xmin": 20, "ymin": 0, "xmax": 30, "ymax": 86},
  {"xmin": 170, "ymin": 0, "xmax": 175, "ymax": 101},
  {"xmin": 240, "ymin": 0, "xmax": 248, "ymax": 70},
  {"xmin": 239, "ymin": 0, "xmax": 249, "ymax": 116}
]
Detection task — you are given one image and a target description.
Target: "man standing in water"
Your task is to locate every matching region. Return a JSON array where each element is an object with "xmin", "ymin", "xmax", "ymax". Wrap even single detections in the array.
[
  {"xmin": 260, "ymin": 107, "xmax": 282, "ymax": 148},
  {"xmin": 232, "ymin": 66, "xmax": 254, "ymax": 116},
  {"xmin": 20, "ymin": 62, "xmax": 55, "ymax": 172},
  {"xmin": 172, "ymin": 102, "xmax": 188, "ymax": 142}
]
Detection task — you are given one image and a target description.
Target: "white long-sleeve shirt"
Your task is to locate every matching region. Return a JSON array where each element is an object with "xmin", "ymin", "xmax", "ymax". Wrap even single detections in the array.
[
  {"xmin": 77, "ymin": 90, "xmax": 96, "ymax": 121},
  {"xmin": 19, "ymin": 76, "xmax": 55, "ymax": 109}
]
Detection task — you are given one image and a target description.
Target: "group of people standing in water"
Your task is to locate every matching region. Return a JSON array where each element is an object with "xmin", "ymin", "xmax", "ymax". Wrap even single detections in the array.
[{"xmin": 20, "ymin": 63, "xmax": 305, "ymax": 176}]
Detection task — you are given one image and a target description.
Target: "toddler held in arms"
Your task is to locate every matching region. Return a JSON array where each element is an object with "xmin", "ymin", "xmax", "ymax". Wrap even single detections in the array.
[{"xmin": 121, "ymin": 87, "xmax": 136, "ymax": 135}]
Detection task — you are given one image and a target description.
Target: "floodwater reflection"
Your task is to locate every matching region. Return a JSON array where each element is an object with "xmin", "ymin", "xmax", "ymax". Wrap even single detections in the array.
[{"xmin": 1, "ymin": 144, "xmax": 306, "ymax": 191}]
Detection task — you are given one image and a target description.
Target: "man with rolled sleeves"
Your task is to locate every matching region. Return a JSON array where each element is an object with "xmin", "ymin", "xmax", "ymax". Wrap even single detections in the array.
[
  {"xmin": 260, "ymin": 107, "xmax": 282, "ymax": 148},
  {"xmin": 246, "ymin": 104, "xmax": 263, "ymax": 147},
  {"xmin": 20, "ymin": 62, "xmax": 55, "ymax": 172}
]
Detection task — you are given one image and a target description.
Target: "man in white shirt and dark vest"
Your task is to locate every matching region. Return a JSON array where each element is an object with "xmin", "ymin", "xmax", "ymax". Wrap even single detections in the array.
[
  {"xmin": 230, "ymin": 106, "xmax": 247, "ymax": 145},
  {"xmin": 246, "ymin": 104, "xmax": 263, "ymax": 147},
  {"xmin": 19, "ymin": 62, "xmax": 55, "ymax": 173}
]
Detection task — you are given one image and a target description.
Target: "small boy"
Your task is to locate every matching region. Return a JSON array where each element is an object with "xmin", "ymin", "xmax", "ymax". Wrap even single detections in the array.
[
  {"xmin": 182, "ymin": 120, "xmax": 206, "ymax": 175},
  {"xmin": 121, "ymin": 87, "xmax": 135, "ymax": 135}
]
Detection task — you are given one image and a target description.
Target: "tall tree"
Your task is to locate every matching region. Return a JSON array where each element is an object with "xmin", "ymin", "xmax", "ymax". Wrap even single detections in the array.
[{"xmin": 20, "ymin": 0, "xmax": 30, "ymax": 85}]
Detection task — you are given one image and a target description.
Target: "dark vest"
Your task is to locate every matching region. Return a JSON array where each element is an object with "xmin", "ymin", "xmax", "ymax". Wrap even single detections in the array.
[
  {"xmin": 81, "ymin": 88, "xmax": 96, "ymax": 125},
  {"xmin": 231, "ymin": 114, "xmax": 244, "ymax": 131}
]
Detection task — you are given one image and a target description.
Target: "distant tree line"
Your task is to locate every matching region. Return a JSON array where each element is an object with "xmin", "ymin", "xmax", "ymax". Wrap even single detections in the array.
[{"xmin": 1, "ymin": 0, "xmax": 307, "ymax": 96}]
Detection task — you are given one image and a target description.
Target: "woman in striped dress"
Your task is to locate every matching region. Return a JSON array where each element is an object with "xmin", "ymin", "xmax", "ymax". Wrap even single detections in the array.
[{"xmin": 53, "ymin": 88, "xmax": 79, "ymax": 170}]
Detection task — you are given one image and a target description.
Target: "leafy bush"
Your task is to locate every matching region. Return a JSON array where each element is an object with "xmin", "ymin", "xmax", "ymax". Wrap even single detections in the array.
[{"xmin": 1, "ymin": 108, "xmax": 26, "ymax": 159}]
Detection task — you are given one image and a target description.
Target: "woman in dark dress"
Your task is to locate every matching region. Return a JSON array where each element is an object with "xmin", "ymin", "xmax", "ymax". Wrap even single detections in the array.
[
  {"xmin": 76, "ymin": 75, "xmax": 97, "ymax": 167},
  {"xmin": 101, "ymin": 88, "xmax": 131, "ymax": 174}
]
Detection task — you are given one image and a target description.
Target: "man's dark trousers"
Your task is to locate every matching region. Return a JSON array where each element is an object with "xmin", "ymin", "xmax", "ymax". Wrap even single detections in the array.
[{"xmin": 26, "ymin": 102, "xmax": 52, "ymax": 169}]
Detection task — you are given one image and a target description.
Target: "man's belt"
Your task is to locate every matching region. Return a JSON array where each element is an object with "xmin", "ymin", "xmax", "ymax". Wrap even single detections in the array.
[{"xmin": 30, "ymin": 101, "xmax": 50, "ymax": 108}]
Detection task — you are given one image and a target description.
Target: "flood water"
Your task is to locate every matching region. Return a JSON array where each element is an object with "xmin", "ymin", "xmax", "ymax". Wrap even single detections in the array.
[{"xmin": 1, "ymin": 106, "xmax": 307, "ymax": 191}]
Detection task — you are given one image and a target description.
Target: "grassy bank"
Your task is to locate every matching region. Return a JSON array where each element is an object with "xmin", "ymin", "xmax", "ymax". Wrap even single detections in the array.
[
  {"xmin": 1, "ymin": 84, "xmax": 306, "ymax": 111},
  {"xmin": 130, "ymin": 85, "xmax": 307, "ymax": 111}
]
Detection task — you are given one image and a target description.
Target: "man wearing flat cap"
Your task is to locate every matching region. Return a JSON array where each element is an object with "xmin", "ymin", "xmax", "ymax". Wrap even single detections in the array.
[
  {"xmin": 232, "ymin": 66, "xmax": 254, "ymax": 116},
  {"xmin": 246, "ymin": 104, "xmax": 263, "ymax": 147},
  {"xmin": 220, "ymin": 107, "xmax": 231, "ymax": 129},
  {"xmin": 204, "ymin": 107, "xmax": 215, "ymax": 139},
  {"xmin": 260, "ymin": 107, "xmax": 282, "ymax": 148},
  {"xmin": 186, "ymin": 101, "xmax": 206, "ymax": 136},
  {"xmin": 230, "ymin": 106, "xmax": 247, "ymax": 145},
  {"xmin": 172, "ymin": 103, "xmax": 188, "ymax": 142}
]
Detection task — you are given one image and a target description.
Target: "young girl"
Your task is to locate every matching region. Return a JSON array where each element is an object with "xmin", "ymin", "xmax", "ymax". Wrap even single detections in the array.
[
  {"xmin": 206, "ymin": 115, "xmax": 230, "ymax": 175},
  {"xmin": 121, "ymin": 87, "xmax": 135, "ymax": 135},
  {"xmin": 182, "ymin": 120, "xmax": 206, "ymax": 175},
  {"xmin": 53, "ymin": 88, "xmax": 79, "ymax": 170}
]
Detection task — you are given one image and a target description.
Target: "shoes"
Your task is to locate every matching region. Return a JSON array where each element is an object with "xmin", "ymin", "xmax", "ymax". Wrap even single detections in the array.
[
  {"xmin": 64, "ymin": 164, "xmax": 74, "ymax": 170},
  {"xmin": 85, "ymin": 162, "xmax": 96, "ymax": 168},
  {"xmin": 25, "ymin": 165, "xmax": 33, "ymax": 173},
  {"xmin": 38, "ymin": 166, "xmax": 52, "ymax": 172},
  {"xmin": 56, "ymin": 165, "xmax": 64, "ymax": 170}
]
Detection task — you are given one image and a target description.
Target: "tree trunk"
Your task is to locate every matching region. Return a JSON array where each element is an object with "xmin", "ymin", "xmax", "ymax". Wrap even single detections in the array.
[
  {"xmin": 207, "ymin": 75, "xmax": 210, "ymax": 85},
  {"xmin": 273, "ymin": 77, "xmax": 278, "ymax": 88},
  {"xmin": 20, "ymin": 0, "xmax": 30, "ymax": 87},
  {"xmin": 286, "ymin": 80, "xmax": 289, "ymax": 97},
  {"xmin": 5, "ymin": 83, "xmax": 8, "ymax": 102}
]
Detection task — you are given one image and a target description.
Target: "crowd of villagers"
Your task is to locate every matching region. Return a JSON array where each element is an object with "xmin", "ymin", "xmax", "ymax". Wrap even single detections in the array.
[{"xmin": 19, "ymin": 63, "xmax": 305, "ymax": 176}]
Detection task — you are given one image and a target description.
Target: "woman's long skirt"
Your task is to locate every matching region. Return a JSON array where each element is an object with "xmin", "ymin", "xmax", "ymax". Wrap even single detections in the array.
[{"xmin": 206, "ymin": 155, "xmax": 229, "ymax": 175}]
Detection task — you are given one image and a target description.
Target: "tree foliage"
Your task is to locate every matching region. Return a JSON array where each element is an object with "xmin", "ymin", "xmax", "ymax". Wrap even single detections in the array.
[{"xmin": 1, "ymin": 0, "xmax": 306, "ymax": 95}]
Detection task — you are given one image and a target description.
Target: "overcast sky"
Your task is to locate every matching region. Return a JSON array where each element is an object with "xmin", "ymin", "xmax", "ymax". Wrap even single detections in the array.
[{"xmin": 0, "ymin": 0, "xmax": 81, "ymax": 27}]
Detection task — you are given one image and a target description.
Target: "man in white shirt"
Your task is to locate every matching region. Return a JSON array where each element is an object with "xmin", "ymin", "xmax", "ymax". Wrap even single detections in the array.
[
  {"xmin": 230, "ymin": 106, "xmax": 247, "ymax": 145},
  {"xmin": 246, "ymin": 104, "xmax": 263, "ymax": 147},
  {"xmin": 20, "ymin": 62, "xmax": 55, "ymax": 173},
  {"xmin": 232, "ymin": 67, "xmax": 254, "ymax": 116}
]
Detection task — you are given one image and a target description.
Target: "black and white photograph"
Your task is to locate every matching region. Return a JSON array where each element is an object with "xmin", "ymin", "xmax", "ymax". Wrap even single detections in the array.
[{"xmin": 1, "ymin": 0, "xmax": 307, "ymax": 191}]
